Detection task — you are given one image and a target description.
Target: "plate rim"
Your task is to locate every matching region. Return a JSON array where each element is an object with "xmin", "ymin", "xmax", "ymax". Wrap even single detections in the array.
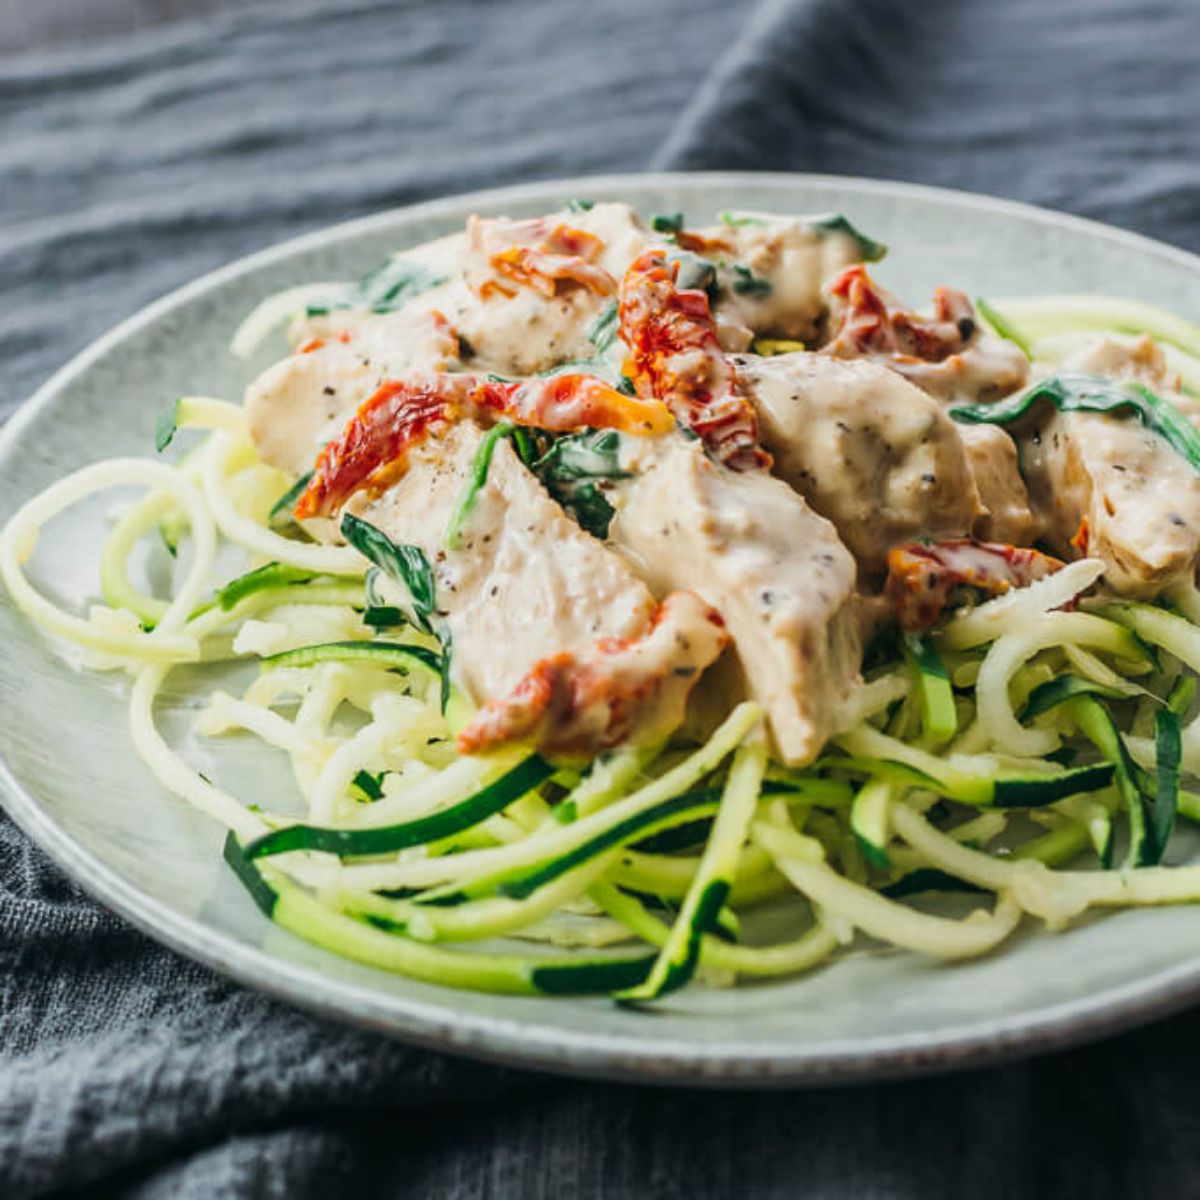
[{"xmin": 4, "ymin": 169, "xmax": 1200, "ymax": 1087}]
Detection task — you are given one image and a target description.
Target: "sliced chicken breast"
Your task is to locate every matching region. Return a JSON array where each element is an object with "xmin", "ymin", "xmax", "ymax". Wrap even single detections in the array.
[
  {"xmin": 245, "ymin": 310, "xmax": 460, "ymax": 476},
  {"xmin": 957, "ymin": 424, "xmax": 1039, "ymax": 545},
  {"xmin": 820, "ymin": 265, "xmax": 1030, "ymax": 403},
  {"xmin": 350, "ymin": 422, "xmax": 725, "ymax": 755},
  {"xmin": 683, "ymin": 214, "xmax": 871, "ymax": 348},
  {"xmin": 1019, "ymin": 337, "xmax": 1200, "ymax": 596},
  {"xmin": 609, "ymin": 433, "xmax": 861, "ymax": 765},
  {"xmin": 736, "ymin": 352, "xmax": 982, "ymax": 577}
]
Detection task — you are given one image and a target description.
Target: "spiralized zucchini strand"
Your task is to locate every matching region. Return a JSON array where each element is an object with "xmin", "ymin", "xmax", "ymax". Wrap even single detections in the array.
[{"xmin": 9, "ymin": 289, "xmax": 1200, "ymax": 1001}]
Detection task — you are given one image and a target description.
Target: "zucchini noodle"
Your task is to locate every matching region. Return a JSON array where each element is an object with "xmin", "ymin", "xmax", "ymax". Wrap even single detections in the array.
[
  {"xmin": 6, "ymin": 286, "xmax": 1200, "ymax": 1003},
  {"xmin": 230, "ymin": 282, "xmax": 351, "ymax": 359}
]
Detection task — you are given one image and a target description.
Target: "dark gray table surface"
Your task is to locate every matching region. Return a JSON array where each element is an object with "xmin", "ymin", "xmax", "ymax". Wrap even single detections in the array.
[{"xmin": 4, "ymin": 1, "xmax": 1200, "ymax": 1196}]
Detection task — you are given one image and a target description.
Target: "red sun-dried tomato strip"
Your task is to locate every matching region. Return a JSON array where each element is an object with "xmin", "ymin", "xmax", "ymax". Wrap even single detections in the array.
[
  {"xmin": 618, "ymin": 251, "xmax": 770, "ymax": 471},
  {"xmin": 823, "ymin": 264, "xmax": 976, "ymax": 363},
  {"xmin": 884, "ymin": 539, "xmax": 1064, "ymax": 631},
  {"xmin": 456, "ymin": 592, "xmax": 728, "ymax": 758},
  {"xmin": 471, "ymin": 216, "xmax": 616, "ymax": 299},
  {"xmin": 294, "ymin": 372, "xmax": 673, "ymax": 519}
]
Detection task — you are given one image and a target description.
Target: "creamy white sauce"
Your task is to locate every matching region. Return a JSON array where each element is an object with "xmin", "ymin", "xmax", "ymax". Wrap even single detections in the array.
[
  {"xmin": 737, "ymin": 351, "xmax": 981, "ymax": 576},
  {"xmin": 1020, "ymin": 336, "xmax": 1200, "ymax": 595},
  {"xmin": 700, "ymin": 217, "xmax": 863, "ymax": 346},
  {"xmin": 242, "ymin": 204, "xmax": 1200, "ymax": 758},
  {"xmin": 245, "ymin": 310, "xmax": 459, "ymax": 476},
  {"xmin": 610, "ymin": 433, "xmax": 860, "ymax": 765},
  {"xmin": 357, "ymin": 423, "xmax": 655, "ymax": 703}
]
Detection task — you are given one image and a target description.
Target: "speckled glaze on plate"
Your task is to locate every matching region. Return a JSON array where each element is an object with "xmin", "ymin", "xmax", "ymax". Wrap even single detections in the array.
[{"xmin": 4, "ymin": 173, "xmax": 1200, "ymax": 1088}]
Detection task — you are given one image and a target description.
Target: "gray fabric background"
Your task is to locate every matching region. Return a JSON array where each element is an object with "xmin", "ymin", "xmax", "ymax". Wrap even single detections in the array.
[{"xmin": 3, "ymin": 1, "xmax": 1200, "ymax": 1195}]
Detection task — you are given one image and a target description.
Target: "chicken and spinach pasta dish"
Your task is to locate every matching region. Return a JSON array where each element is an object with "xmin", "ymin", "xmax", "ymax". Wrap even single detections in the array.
[{"xmin": 9, "ymin": 200, "xmax": 1200, "ymax": 1002}]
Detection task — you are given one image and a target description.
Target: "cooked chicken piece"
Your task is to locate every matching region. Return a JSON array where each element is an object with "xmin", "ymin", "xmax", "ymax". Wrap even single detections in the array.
[
  {"xmin": 350, "ymin": 423, "xmax": 724, "ymax": 755},
  {"xmin": 676, "ymin": 213, "xmax": 871, "ymax": 348},
  {"xmin": 458, "ymin": 591, "xmax": 728, "ymax": 757},
  {"xmin": 609, "ymin": 433, "xmax": 861, "ymax": 765},
  {"xmin": 735, "ymin": 352, "xmax": 982, "ymax": 577},
  {"xmin": 287, "ymin": 204, "xmax": 654, "ymax": 382},
  {"xmin": 244, "ymin": 310, "xmax": 459, "ymax": 476},
  {"xmin": 822, "ymin": 265, "xmax": 1029, "ymax": 403},
  {"xmin": 957, "ymin": 424, "xmax": 1039, "ymax": 545},
  {"xmin": 1018, "ymin": 338, "xmax": 1200, "ymax": 597},
  {"xmin": 1061, "ymin": 334, "xmax": 1181, "ymax": 392},
  {"xmin": 452, "ymin": 203, "xmax": 653, "ymax": 376},
  {"xmin": 294, "ymin": 372, "xmax": 671, "ymax": 519}
]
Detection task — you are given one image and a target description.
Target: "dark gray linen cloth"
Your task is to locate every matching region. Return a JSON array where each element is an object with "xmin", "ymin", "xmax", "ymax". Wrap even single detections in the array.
[{"xmin": 4, "ymin": 1, "xmax": 1200, "ymax": 1195}]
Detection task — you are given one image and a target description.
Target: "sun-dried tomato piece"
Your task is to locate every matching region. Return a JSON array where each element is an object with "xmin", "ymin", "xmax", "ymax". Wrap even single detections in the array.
[
  {"xmin": 295, "ymin": 378, "xmax": 472, "ymax": 519},
  {"xmin": 469, "ymin": 216, "xmax": 616, "ymax": 299},
  {"xmin": 456, "ymin": 592, "xmax": 728, "ymax": 757},
  {"xmin": 823, "ymin": 264, "xmax": 976, "ymax": 363},
  {"xmin": 884, "ymin": 538, "xmax": 1064, "ymax": 630},
  {"xmin": 618, "ymin": 251, "xmax": 770, "ymax": 471},
  {"xmin": 294, "ymin": 372, "xmax": 672, "ymax": 518}
]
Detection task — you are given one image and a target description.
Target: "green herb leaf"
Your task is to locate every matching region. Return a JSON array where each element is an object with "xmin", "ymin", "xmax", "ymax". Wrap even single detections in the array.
[
  {"xmin": 268, "ymin": 471, "xmax": 314, "ymax": 529},
  {"xmin": 950, "ymin": 372, "xmax": 1200, "ymax": 476},
  {"xmin": 565, "ymin": 198, "xmax": 595, "ymax": 213},
  {"xmin": 587, "ymin": 301, "xmax": 620, "ymax": 354},
  {"xmin": 666, "ymin": 249, "xmax": 717, "ymax": 299},
  {"xmin": 438, "ymin": 624, "xmax": 454, "ymax": 713},
  {"xmin": 529, "ymin": 428, "xmax": 631, "ymax": 539},
  {"xmin": 806, "ymin": 213, "xmax": 888, "ymax": 263},
  {"xmin": 357, "ymin": 258, "xmax": 446, "ymax": 311},
  {"xmin": 342, "ymin": 514, "xmax": 437, "ymax": 633},
  {"xmin": 444, "ymin": 422, "xmax": 514, "ymax": 550},
  {"xmin": 341, "ymin": 514, "xmax": 453, "ymax": 710},
  {"xmin": 729, "ymin": 264, "xmax": 772, "ymax": 297},
  {"xmin": 651, "ymin": 212, "xmax": 685, "ymax": 235},
  {"xmin": 154, "ymin": 401, "xmax": 180, "ymax": 453},
  {"xmin": 312, "ymin": 256, "xmax": 445, "ymax": 319},
  {"xmin": 510, "ymin": 426, "xmax": 541, "ymax": 467}
]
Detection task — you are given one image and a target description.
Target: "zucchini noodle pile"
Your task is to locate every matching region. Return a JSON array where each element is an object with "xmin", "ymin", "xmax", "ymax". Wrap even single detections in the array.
[{"xmin": 5, "ymin": 293, "xmax": 1200, "ymax": 1004}]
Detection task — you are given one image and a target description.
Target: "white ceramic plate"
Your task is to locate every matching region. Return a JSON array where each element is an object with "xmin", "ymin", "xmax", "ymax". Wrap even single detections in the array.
[{"xmin": 4, "ymin": 172, "xmax": 1200, "ymax": 1087}]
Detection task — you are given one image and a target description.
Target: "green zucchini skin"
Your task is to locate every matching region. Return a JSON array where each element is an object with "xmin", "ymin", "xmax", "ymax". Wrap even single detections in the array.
[
  {"xmin": 1019, "ymin": 673, "xmax": 1183, "ymax": 867},
  {"xmin": 902, "ymin": 633, "xmax": 956, "ymax": 746},
  {"xmin": 881, "ymin": 868, "xmax": 988, "ymax": 899},
  {"xmin": 223, "ymin": 832, "xmax": 279, "ymax": 916},
  {"xmin": 828, "ymin": 754, "xmax": 1114, "ymax": 808},
  {"xmin": 499, "ymin": 788, "xmax": 725, "ymax": 900},
  {"xmin": 225, "ymin": 833, "xmax": 655, "ymax": 996},
  {"xmin": 493, "ymin": 780, "xmax": 794, "ymax": 903},
  {"xmin": 615, "ymin": 879, "xmax": 730, "ymax": 1005},
  {"xmin": 261, "ymin": 639, "xmax": 443, "ymax": 675},
  {"xmin": 1019, "ymin": 674, "xmax": 1128, "ymax": 721},
  {"xmin": 989, "ymin": 764, "xmax": 1115, "ymax": 808},
  {"xmin": 244, "ymin": 755, "xmax": 554, "ymax": 860},
  {"xmin": 975, "ymin": 297, "xmax": 1033, "ymax": 357},
  {"xmin": 850, "ymin": 780, "xmax": 893, "ymax": 872},
  {"xmin": 528, "ymin": 954, "xmax": 655, "ymax": 996}
]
